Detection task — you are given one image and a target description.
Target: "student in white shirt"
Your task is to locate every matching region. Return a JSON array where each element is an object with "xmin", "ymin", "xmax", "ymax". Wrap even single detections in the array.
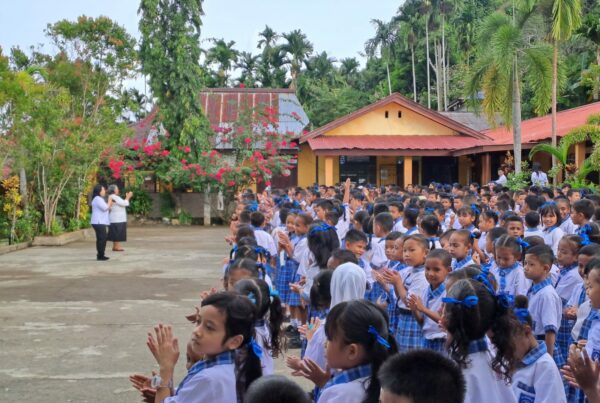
[
  {"xmin": 523, "ymin": 244, "xmax": 564, "ymax": 367},
  {"xmin": 407, "ymin": 249, "xmax": 451, "ymax": 353},
  {"xmin": 530, "ymin": 163, "xmax": 549, "ymax": 187},
  {"xmin": 90, "ymin": 184, "xmax": 113, "ymax": 261},
  {"xmin": 107, "ymin": 184, "xmax": 132, "ymax": 252},
  {"xmin": 540, "ymin": 202, "xmax": 565, "ymax": 255},
  {"xmin": 556, "ymin": 198, "xmax": 577, "ymax": 234},
  {"xmin": 491, "ymin": 234, "xmax": 530, "ymax": 297},
  {"xmin": 317, "ymin": 299, "xmax": 396, "ymax": 403},
  {"xmin": 495, "ymin": 168, "xmax": 508, "ymax": 186},
  {"xmin": 523, "ymin": 211, "xmax": 545, "ymax": 238},
  {"xmin": 149, "ymin": 292, "xmax": 262, "ymax": 403},
  {"xmin": 511, "ymin": 297, "xmax": 566, "ymax": 403},
  {"xmin": 442, "ymin": 279, "xmax": 517, "ymax": 403},
  {"xmin": 250, "ymin": 211, "xmax": 278, "ymax": 259},
  {"xmin": 448, "ymin": 230, "xmax": 475, "ymax": 271}
]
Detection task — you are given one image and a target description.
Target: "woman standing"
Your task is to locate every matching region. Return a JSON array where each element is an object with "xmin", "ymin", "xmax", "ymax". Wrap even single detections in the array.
[
  {"xmin": 107, "ymin": 184, "xmax": 133, "ymax": 252},
  {"xmin": 91, "ymin": 184, "xmax": 112, "ymax": 261}
]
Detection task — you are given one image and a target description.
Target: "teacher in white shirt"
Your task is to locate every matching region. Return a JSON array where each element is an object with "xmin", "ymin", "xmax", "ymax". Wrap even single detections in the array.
[
  {"xmin": 530, "ymin": 162, "xmax": 549, "ymax": 187},
  {"xmin": 494, "ymin": 168, "xmax": 508, "ymax": 187},
  {"xmin": 90, "ymin": 184, "xmax": 112, "ymax": 261},
  {"xmin": 107, "ymin": 184, "xmax": 133, "ymax": 252}
]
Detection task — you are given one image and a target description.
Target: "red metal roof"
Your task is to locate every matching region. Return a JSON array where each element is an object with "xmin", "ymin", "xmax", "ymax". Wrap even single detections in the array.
[
  {"xmin": 483, "ymin": 102, "xmax": 600, "ymax": 145},
  {"xmin": 307, "ymin": 135, "xmax": 487, "ymax": 156}
]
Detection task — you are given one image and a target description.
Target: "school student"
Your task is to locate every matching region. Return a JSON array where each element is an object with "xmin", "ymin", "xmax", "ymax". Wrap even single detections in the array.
[
  {"xmin": 442, "ymin": 279, "xmax": 518, "ymax": 403},
  {"xmin": 457, "ymin": 205, "xmax": 479, "ymax": 233},
  {"xmin": 150, "ymin": 292, "xmax": 262, "ymax": 403},
  {"xmin": 556, "ymin": 198, "xmax": 577, "ymax": 235},
  {"xmin": 317, "ymin": 300, "xmax": 397, "ymax": 403},
  {"xmin": 378, "ymin": 350, "xmax": 466, "ymax": 403},
  {"xmin": 572, "ymin": 199, "xmax": 596, "ymax": 231},
  {"xmin": 504, "ymin": 215, "xmax": 525, "ymax": 238},
  {"xmin": 524, "ymin": 211, "xmax": 544, "ymax": 238},
  {"xmin": 448, "ymin": 229, "xmax": 475, "ymax": 270},
  {"xmin": 477, "ymin": 210, "xmax": 498, "ymax": 256},
  {"xmin": 511, "ymin": 296, "xmax": 567, "ymax": 402},
  {"xmin": 491, "ymin": 235, "xmax": 530, "ymax": 297},
  {"xmin": 540, "ymin": 202, "xmax": 565, "ymax": 255},
  {"xmin": 250, "ymin": 211, "xmax": 278, "ymax": 259},
  {"xmin": 523, "ymin": 244, "xmax": 564, "ymax": 367},
  {"xmin": 407, "ymin": 249, "xmax": 451, "ymax": 353}
]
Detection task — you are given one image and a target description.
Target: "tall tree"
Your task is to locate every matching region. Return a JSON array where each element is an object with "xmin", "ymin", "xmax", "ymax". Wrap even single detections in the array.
[
  {"xmin": 257, "ymin": 25, "xmax": 279, "ymax": 50},
  {"xmin": 236, "ymin": 51, "xmax": 260, "ymax": 87},
  {"xmin": 281, "ymin": 29, "xmax": 313, "ymax": 89},
  {"xmin": 550, "ymin": 0, "xmax": 582, "ymax": 183},
  {"xmin": 206, "ymin": 38, "xmax": 239, "ymax": 86},
  {"xmin": 468, "ymin": 11, "xmax": 553, "ymax": 173},
  {"xmin": 397, "ymin": 18, "xmax": 419, "ymax": 101},
  {"xmin": 138, "ymin": 0, "xmax": 212, "ymax": 151},
  {"xmin": 365, "ymin": 19, "xmax": 397, "ymax": 96}
]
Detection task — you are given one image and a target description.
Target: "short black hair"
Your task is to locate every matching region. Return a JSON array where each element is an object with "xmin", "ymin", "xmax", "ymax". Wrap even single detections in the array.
[
  {"xmin": 244, "ymin": 375, "xmax": 310, "ymax": 403},
  {"xmin": 525, "ymin": 244, "xmax": 554, "ymax": 265},
  {"xmin": 524, "ymin": 211, "xmax": 540, "ymax": 228},
  {"xmin": 250, "ymin": 211, "xmax": 265, "ymax": 227},
  {"xmin": 427, "ymin": 249, "xmax": 452, "ymax": 268},
  {"xmin": 345, "ymin": 228, "xmax": 368, "ymax": 245},
  {"xmin": 488, "ymin": 227, "xmax": 508, "ymax": 244},
  {"xmin": 378, "ymin": 351, "xmax": 465, "ymax": 403},
  {"xmin": 375, "ymin": 212, "xmax": 394, "ymax": 233},
  {"xmin": 574, "ymin": 199, "xmax": 595, "ymax": 219},
  {"xmin": 524, "ymin": 195, "xmax": 543, "ymax": 211},
  {"xmin": 330, "ymin": 248, "xmax": 359, "ymax": 265},
  {"xmin": 385, "ymin": 231, "xmax": 403, "ymax": 242}
]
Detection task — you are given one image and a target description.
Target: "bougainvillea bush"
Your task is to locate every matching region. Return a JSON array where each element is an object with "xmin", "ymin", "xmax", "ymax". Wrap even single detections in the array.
[{"xmin": 107, "ymin": 104, "xmax": 300, "ymax": 195}]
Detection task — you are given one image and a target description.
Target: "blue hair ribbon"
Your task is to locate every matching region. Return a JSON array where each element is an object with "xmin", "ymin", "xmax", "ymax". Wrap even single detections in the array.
[
  {"xmin": 248, "ymin": 337, "xmax": 263, "ymax": 358},
  {"xmin": 367, "ymin": 325, "xmax": 391, "ymax": 349},
  {"xmin": 579, "ymin": 224, "xmax": 592, "ymax": 246},
  {"xmin": 473, "ymin": 273, "xmax": 495, "ymax": 296},
  {"xmin": 470, "ymin": 204, "xmax": 481, "ymax": 215},
  {"xmin": 309, "ymin": 224, "xmax": 336, "ymax": 237},
  {"xmin": 514, "ymin": 308, "xmax": 530, "ymax": 324},
  {"xmin": 247, "ymin": 201, "xmax": 259, "ymax": 212},
  {"xmin": 247, "ymin": 292, "xmax": 257, "ymax": 304},
  {"xmin": 541, "ymin": 201, "xmax": 556, "ymax": 209},
  {"xmin": 442, "ymin": 295, "xmax": 479, "ymax": 307},
  {"xmin": 254, "ymin": 246, "xmax": 271, "ymax": 260},
  {"xmin": 480, "ymin": 262, "xmax": 492, "ymax": 275},
  {"xmin": 497, "ymin": 292, "xmax": 514, "ymax": 309},
  {"xmin": 269, "ymin": 287, "xmax": 279, "ymax": 298},
  {"xmin": 425, "ymin": 207, "xmax": 435, "ymax": 214},
  {"xmin": 516, "ymin": 238, "xmax": 530, "ymax": 250}
]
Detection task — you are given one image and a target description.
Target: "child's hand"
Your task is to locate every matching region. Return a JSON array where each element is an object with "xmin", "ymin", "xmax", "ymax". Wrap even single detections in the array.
[
  {"xmin": 298, "ymin": 317, "xmax": 321, "ymax": 342},
  {"xmin": 472, "ymin": 253, "xmax": 481, "ymax": 265},
  {"xmin": 185, "ymin": 306, "xmax": 201, "ymax": 325},
  {"xmin": 382, "ymin": 268, "xmax": 402, "ymax": 287},
  {"xmin": 129, "ymin": 371, "xmax": 155, "ymax": 391},
  {"xmin": 289, "ymin": 282, "xmax": 302, "ymax": 294},
  {"xmin": 153, "ymin": 324, "xmax": 180, "ymax": 370},
  {"xmin": 299, "ymin": 358, "xmax": 330, "ymax": 388},
  {"xmin": 565, "ymin": 346, "xmax": 600, "ymax": 392},
  {"xmin": 372, "ymin": 269, "xmax": 387, "ymax": 287},
  {"xmin": 286, "ymin": 354, "xmax": 303, "ymax": 373},
  {"xmin": 407, "ymin": 294, "xmax": 425, "ymax": 312},
  {"xmin": 200, "ymin": 287, "xmax": 218, "ymax": 300},
  {"xmin": 298, "ymin": 276, "xmax": 306, "ymax": 286},
  {"xmin": 564, "ymin": 306, "xmax": 578, "ymax": 320}
]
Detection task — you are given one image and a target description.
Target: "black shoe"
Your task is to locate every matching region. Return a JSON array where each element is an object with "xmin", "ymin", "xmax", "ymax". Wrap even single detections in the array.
[{"xmin": 97, "ymin": 256, "xmax": 109, "ymax": 261}]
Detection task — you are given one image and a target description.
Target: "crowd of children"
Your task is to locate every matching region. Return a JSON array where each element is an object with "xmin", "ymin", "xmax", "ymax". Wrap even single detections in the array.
[{"xmin": 130, "ymin": 179, "xmax": 600, "ymax": 403}]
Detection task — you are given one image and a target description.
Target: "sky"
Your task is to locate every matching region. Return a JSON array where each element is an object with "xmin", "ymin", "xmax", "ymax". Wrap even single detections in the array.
[{"xmin": 0, "ymin": 0, "xmax": 402, "ymax": 66}]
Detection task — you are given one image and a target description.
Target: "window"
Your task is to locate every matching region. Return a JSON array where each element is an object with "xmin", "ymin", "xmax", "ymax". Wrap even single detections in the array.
[
  {"xmin": 398, "ymin": 111, "xmax": 402, "ymax": 118},
  {"xmin": 385, "ymin": 111, "xmax": 389, "ymax": 118}
]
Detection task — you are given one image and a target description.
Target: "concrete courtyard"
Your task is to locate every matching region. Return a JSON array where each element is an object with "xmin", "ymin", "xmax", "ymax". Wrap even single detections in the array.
[{"xmin": 0, "ymin": 226, "xmax": 303, "ymax": 402}]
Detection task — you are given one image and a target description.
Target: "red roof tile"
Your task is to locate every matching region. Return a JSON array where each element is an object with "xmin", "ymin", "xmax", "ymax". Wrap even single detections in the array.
[{"xmin": 483, "ymin": 102, "xmax": 600, "ymax": 144}]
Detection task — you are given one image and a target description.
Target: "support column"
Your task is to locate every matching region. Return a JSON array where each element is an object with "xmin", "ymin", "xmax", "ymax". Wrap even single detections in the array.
[
  {"xmin": 324, "ymin": 156, "xmax": 334, "ymax": 186},
  {"xmin": 481, "ymin": 153, "xmax": 492, "ymax": 185},
  {"xmin": 404, "ymin": 156, "xmax": 413, "ymax": 187},
  {"xmin": 575, "ymin": 142, "xmax": 586, "ymax": 168}
]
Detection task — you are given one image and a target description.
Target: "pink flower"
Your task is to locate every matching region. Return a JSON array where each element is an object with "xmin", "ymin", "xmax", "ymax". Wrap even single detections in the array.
[
  {"xmin": 228, "ymin": 180, "xmax": 236, "ymax": 187},
  {"xmin": 183, "ymin": 146, "xmax": 191, "ymax": 153},
  {"xmin": 265, "ymin": 141, "xmax": 272, "ymax": 149},
  {"xmin": 181, "ymin": 159, "xmax": 187, "ymax": 164},
  {"xmin": 265, "ymin": 181, "xmax": 271, "ymax": 187},
  {"xmin": 240, "ymin": 83, "xmax": 246, "ymax": 88},
  {"xmin": 159, "ymin": 150, "xmax": 170, "ymax": 157},
  {"xmin": 126, "ymin": 165, "xmax": 134, "ymax": 172},
  {"xmin": 244, "ymin": 137, "xmax": 252, "ymax": 145}
]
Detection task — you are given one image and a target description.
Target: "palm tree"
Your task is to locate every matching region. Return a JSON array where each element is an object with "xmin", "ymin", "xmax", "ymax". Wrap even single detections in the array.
[
  {"xmin": 305, "ymin": 51, "xmax": 337, "ymax": 83},
  {"xmin": 340, "ymin": 57, "xmax": 360, "ymax": 84},
  {"xmin": 281, "ymin": 29, "xmax": 313, "ymax": 90},
  {"xmin": 206, "ymin": 38, "xmax": 239, "ymax": 87},
  {"xmin": 236, "ymin": 51, "xmax": 260, "ymax": 87},
  {"xmin": 365, "ymin": 19, "xmax": 397, "ymax": 95},
  {"xmin": 468, "ymin": 11, "xmax": 554, "ymax": 173},
  {"xmin": 549, "ymin": 0, "xmax": 583, "ymax": 184},
  {"xmin": 257, "ymin": 25, "xmax": 279, "ymax": 50}
]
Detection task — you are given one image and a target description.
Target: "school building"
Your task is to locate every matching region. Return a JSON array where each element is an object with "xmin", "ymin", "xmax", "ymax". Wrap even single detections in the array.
[{"xmin": 297, "ymin": 93, "xmax": 600, "ymax": 187}]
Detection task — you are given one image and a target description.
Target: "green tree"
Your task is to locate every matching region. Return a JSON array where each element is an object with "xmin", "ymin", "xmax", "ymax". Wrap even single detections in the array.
[
  {"xmin": 281, "ymin": 29, "xmax": 313, "ymax": 89},
  {"xmin": 236, "ymin": 51, "xmax": 260, "ymax": 87},
  {"xmin": 468, "ymin": 10, "xmax": 553, "ymax": 173},
  {"xmin": 206, "ymin": 38, "xmax": 239, "ymax": 87},
  {"xmin": 365, "ymin": 19, "xmax": 397, "ymax": 96},
  {"xmin": 549, "ymin": 0, "xmax": 582, "ymax": 184},
  {"xmin": 138, "ymin": 0, "xmax": 212, "ymax": 151}
]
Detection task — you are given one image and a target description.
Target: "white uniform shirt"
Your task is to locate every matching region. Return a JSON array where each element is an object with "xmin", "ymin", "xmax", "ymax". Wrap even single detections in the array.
[
  {"xmin": 531, "ymin": 171, "xmax": 549, "ymax": 187},
  {"xmin": 524, "ymin": 227, "xmax": 544, "ymax": 239},
  {"xmin": 491, "ymin": 263, "xmax": 530, "ymax": 297},
  {"xmin": 527, "ymin": 278, "xmax": 562, "ymax": 336},
  {"xmin": 572, "ymin": 300, "xmax": 592, "ymax": 340},
  {"xmin": 90, "ymin": 196, "xmax": 110, "ymax": 225},
  {"xmin": 542, "ymin": 226, "xmax": 565, "ymax": 255},
  {"xmin": 304, "ymin": 323, "xmax": 327, "ymax": 370},
  {"xmin": 335, "ymin": 205, "xmax": 351, "ymax": 242},
  {"xmin": 420, "ymin": 284, "xmax": 446, "ymax": 340},
  {"xmin": 585, "ymin": 312, "xmax": 600, "ymax": 361},
  {"xmin": 463, "ymin": 345, "xmax": 516, "ymax": 403},
  {"xmin": 512, "ymin": 343, "xmax": 567, "ymax": 403},
  {"xmin": 396, "ymin": 266, "xmax": 428, "ymax": 310},
  {"xmin": 550, "ymin": 264, "xmax": 560, "ymax": 285},
  {"xmin": 555, "ymin": 265, "xmax": 583, "ymax": 305},
  {"xmin": 318, "ymin": 373, "xmax": 369, "ymax": 403},
  {"xmin": 165, "ymin": 362, "xmax": 236, "ymax": 403},
  {"xmin": 478, "ymin": 232, "xmax": 487, "ymax": 254},
  {"xmin": 254, "ymin": 228, "xmax": 278, "ymax": 257},
  {"xmin": 560, "ymin": 216, "xmax": 577, "ymax": 235},
  {"xmin": 255, "ymin": 322, "xmax": 273, "ymax": 375},
  {"xmin": 366, "ymin": 237, "xmax": 387, "ymax": 269},
  {"xmin": 393, "ymin": 218, "xmax": 406, "ymax": 233},
  {"xmin": 108, "ymin": 194, "xmax": 129, "ymax": 223}
]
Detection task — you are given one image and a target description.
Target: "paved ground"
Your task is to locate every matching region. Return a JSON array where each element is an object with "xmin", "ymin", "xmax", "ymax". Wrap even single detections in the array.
[{"xmin": 0, "ymin": 226, "xmax": 306, "ymax": 403}]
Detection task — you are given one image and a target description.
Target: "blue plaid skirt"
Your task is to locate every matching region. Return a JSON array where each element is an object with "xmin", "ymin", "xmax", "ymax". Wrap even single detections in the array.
[
  {"xmin": 364, "ymin": 281, "xmax": 386, "ymax": 303},
  {"xmin": 557, "ymin": 316, "xmax": 575, "ymax": 361},
  {"xmin": 395, "ymin": 310, "xmax": 424, "ymax": 352},
  {"xmin": 288, "ymin": 272, "xmax": 303, "ymax": 307},
  {"xmin": 387, "ymin": 294, "xmax": 399, "ymax": 335},
  {"xmin": 423, "ymin": 338, "xmax": 447, "ymax": 354},
  {"xmin": 277, "ymin": 258, "xmax": 298, "ymax": 305}
]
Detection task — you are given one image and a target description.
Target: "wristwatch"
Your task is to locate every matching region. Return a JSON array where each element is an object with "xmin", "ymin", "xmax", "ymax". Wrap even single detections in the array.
[{"xmin": 150, "ymin": 374, "xmax": 173, "ymax": 389}]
